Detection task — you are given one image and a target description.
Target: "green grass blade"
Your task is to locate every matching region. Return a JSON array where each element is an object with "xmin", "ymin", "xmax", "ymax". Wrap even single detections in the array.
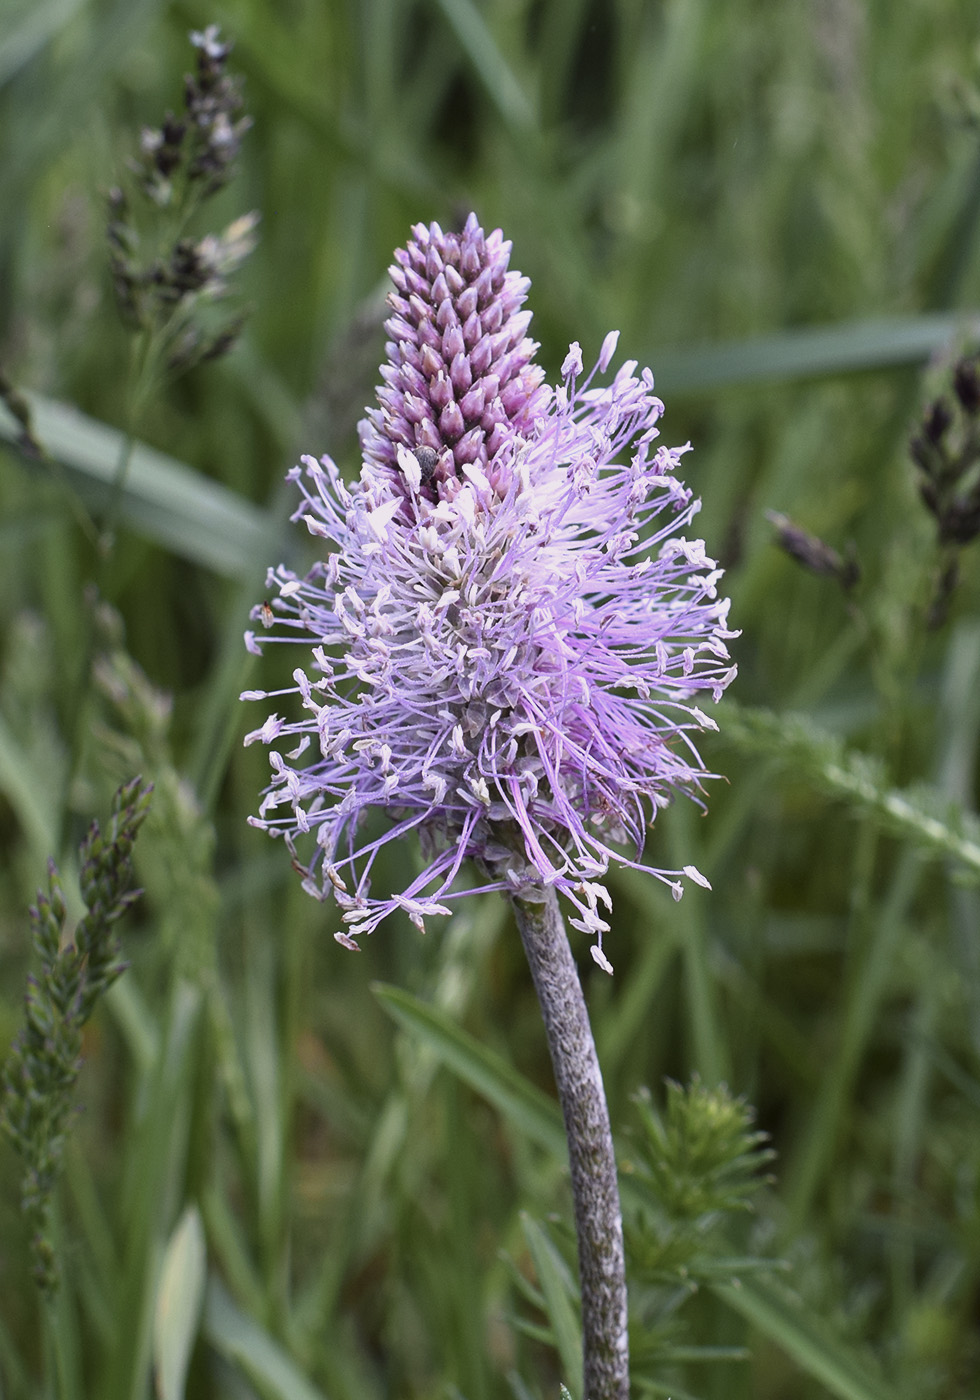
[
  {"xmin": 631, "ymin": 1380, "xmax": 703, "ymax": 1400},
  {"xmin": 203, "ymin": 1277, "xmax": 330, "ymax": 1400},
  {"xmin": 105, "ymin": 978, "xmax": 160, "ymax": 1080},
  {"xmin": 595, "ymin": 904, "xmax": 676, "ymax": 1080},
  {"xmin": 371, "ymin": 982, "xmax": 567, "ymax": 1160},
  {"xmin": 711, "ymin": 1278, "xmax": 900, "ymax": 1400},
  {"xmin": 200, "ymin": 1185, "xmax": 266, "ymax": 1326},
  {"xmin": 153, "ymin": 1207, "xmax": 207, "ymax": 1400},
  {"xmin": 243, "ymin": 933, "xmax": 286, "ymax": 1268},
  {"xmin": 105, "ymin": 981, "xmax": 204, "ymax": 1400},
  {"xmin": 0, "ymin": 1305, "xmax": 33, "ymax": 1399},
  {"xmin": 430, "ymin": 0, "xmax": 535, "ymax": 131},
  {"xmin": 373, "ymin": 983, "xmax": 667, "ymax": 1219},
  {"xmin": 0, "ymin": 0, "xmax": 87, "ymax": 89},
  {"xmin": 43, "ymin": 1243, "xmax": 84, "ymax": 1400},
  {"xmin": 520, "ymin": 1215, "xmax": 582, "ymax": 1400},
  {"xmin": 664, "ymin": 803, "xmax": 728, "ymax": 1085},
  {"xmin": 0, "ymin": 394, "xmax": 277, "ymax": 580},
  {"xmin": 63, "ymin": 1144, "xmax": 120, "ymax": 1346},
  {"xmin": 650, "ymin": 311, "xmax": 980, "ymax": 394},
  {"xmin": 0, "ymin": 710, "xmax": 60, "ymax": 861},
  {"xmin": 536, "ymin": 0, "xmax": 591, "ymax": 126}
]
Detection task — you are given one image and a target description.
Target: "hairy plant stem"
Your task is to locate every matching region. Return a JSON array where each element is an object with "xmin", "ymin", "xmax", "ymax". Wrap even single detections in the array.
[{"xmin": 511, "ymin": 888, "xmax": 629, "ymax": 1400}]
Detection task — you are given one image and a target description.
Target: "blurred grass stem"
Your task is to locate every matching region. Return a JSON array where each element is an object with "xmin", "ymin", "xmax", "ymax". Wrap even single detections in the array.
[
  {"xmin": 102, "ymin": 329, "xmax": 154, "ymax": 550},
  {"xmin": 511, "ymin": 888, "xmax": 629, "ymax": 1400}
]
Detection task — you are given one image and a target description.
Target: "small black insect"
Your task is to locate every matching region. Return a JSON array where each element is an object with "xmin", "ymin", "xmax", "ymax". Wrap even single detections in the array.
[{"xmin": 413, "ymin": 446, "xmax": 439, "ymax": 488}]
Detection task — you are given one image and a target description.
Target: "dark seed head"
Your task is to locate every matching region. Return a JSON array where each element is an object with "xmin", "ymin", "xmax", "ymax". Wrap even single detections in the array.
[
  {"xmin": 953, "ymin": 358, "xmax": 980, "ymax": 415},
  {"xmin": 923, "ymin": 398, "xmax": 952, "ymax": 445}
]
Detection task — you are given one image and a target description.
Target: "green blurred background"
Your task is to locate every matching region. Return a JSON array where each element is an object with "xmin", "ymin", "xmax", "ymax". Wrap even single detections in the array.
[{"xmin": 3, "ymin": 0, "xmax": 980, "ymax": 1396}]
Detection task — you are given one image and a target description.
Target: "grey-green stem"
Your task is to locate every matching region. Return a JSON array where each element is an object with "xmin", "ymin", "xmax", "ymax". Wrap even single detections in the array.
[{"xmin": 511, "ymin": 888, "xmax": 629, "ymax": 1400}]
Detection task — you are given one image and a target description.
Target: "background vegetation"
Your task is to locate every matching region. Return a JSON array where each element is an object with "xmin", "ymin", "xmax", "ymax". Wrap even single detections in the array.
[{"xmin": 2, "ymin": 0, "xmax": 980, "ymax": 1396}]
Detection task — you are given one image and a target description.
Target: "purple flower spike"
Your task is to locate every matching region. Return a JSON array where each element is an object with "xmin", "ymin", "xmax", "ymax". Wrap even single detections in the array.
[
  {"xmin": 360, "ymin": 213, "xmax": 549, "ymax": 491},
  {"xmin": 243, "ymin": 215, "xmax": 737, "ymax": 970}
]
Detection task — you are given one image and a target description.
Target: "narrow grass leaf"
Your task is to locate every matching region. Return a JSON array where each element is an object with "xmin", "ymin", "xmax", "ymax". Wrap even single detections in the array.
[
  {"xmin": 0, "ymin": 1305, "xmax": 33, "ymax": 1400},
  {"xmin": 0, "ymin": 0, "xmax": 86, "ymax": 89},
  {"xmin": 153, "ymin": 1206, "xmax": 207, "ymax": 1400},
  {"xmin": 43, "ymin": 1243, "xmax": 84, "ymax": 1400},
  {"xmin": 203, "ymin": 1277, "xmax": 330, "ymax": 1400},
  {"xmin": 596, "ymin": 909, "xmax": 676, "ymax": 1078},
  {"xmin": 665, "ymin": 803, "xmax": 727, "ymax": 1085},
  {"xmin": 650, "ymin": 311, "xmax": 980, "ymax": 394},
  {"xmin": 374, "ymin": 985, "xmax": 656, "ymax": 1215},
  {"xmin": 711, "ymin": 1278, "xmax": 900, "ymax": 1400},
  {"xmin": 0, "ymin": 394, "xmax": 277, "ymax": 580},
  {"xmin": 658, "ymin": 1345, "xmax": 750, "ymax": 1362},
  {"xmin": 614, "ymin": 0, "xmax": 705, "ymax": 230},
  {"xmin": 632, "ymin": 1379, "xmax": 703, "ymax": 1400},
  {"xmin": 244, "ymin": 935, "xmax": 285, "ymax": 1262},
  {"xmin": 536, "ymin": 0, "xmax": 591, "ymax": 125},
  {"xmin": 506, "ymin": 1373, "xmax": 537, "ymax": 1400},
  {"xmin": 371, "ymin": 983, "xmax": 567, "ymax": 1159},
  {"xmin": 63, "ymin": 1144, "xmax": 121, "ymax": 1338},
  {"xmin": 512, "ymin": 1317, "xmax": 553, "ymax": 1347},
  {"xmin": 441, "ymin": 1076, "xmax": 492, "ymax": 1400},
  {"xmin": 430, "ymin": 0, "xmax": 535, "ymax": 131},
  {"xmin": 520, "ymin": 1214, "xmax": 582, "ymax": 1400},
  {"xmin": 105, "ymin": 978, "xmax": 160, "ymax": 1080},
  {"xmin": 0, "ymin": 710, "xmax": 60, "ymax": 860},
  {"xmin": 105, "ymin": 981, "xmax": 204, "ymax": 1400},
  {"xmin": 200, "ymin": 1185, "xmax": 266, "ymax": 1325}
]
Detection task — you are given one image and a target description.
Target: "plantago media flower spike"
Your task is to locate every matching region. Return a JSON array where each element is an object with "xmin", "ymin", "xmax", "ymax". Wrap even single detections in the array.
[{"xmin": 244, "ymin": 215, "xmax": 736, "ymax": 970}]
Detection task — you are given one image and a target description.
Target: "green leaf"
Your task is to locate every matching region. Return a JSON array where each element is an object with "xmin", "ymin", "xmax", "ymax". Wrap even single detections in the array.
[
  {"xmin": 657, "ymin": 1345, "xmax": 750, "ymax": 1362},
  {"xmin": 153, "ymin": 1206, "xmax": 207, "ymax": 1400},
  {"xmin": 203, "ymin": 1277, "xmax": 330, "ymax": 1400},
  {"xmin": 430, "ymin": 0, "xmax": 535, "ymax": 132},
  {"xmin": 0, "ymin": 709, "xmax": 60, "ymax": 861},
  {"xmin": 0, "ymin": 393, "xmax": 277, "ymax": 579},
  {"xmin": 520, "ymin": 1214, "xmax": 582, "ymax": 1400},
  {"xmin": 104, "ymin": 980, "xmax": 205, "ymax": 1400},
  {"xmin": 650, "ymin": 311, "xmax": 980, "ymax": 394},
  {"xmin": 372, "ymin": 983, "xmax": 676, "ymax": 1223},
  {"xmin": 371, "ymin": 982, "xmax": 567, "ymax": 1160},
  {"xmin": 711, "ymin": 1278, "xmax": 900, "ymax": 1400},
  {"xmin": 632, "ymin": 1379, "xmax": 703, "ymax": 1400},
  {"xmin": 0, "ymin": 0, "xmax": 87, "ymax": 90}
]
